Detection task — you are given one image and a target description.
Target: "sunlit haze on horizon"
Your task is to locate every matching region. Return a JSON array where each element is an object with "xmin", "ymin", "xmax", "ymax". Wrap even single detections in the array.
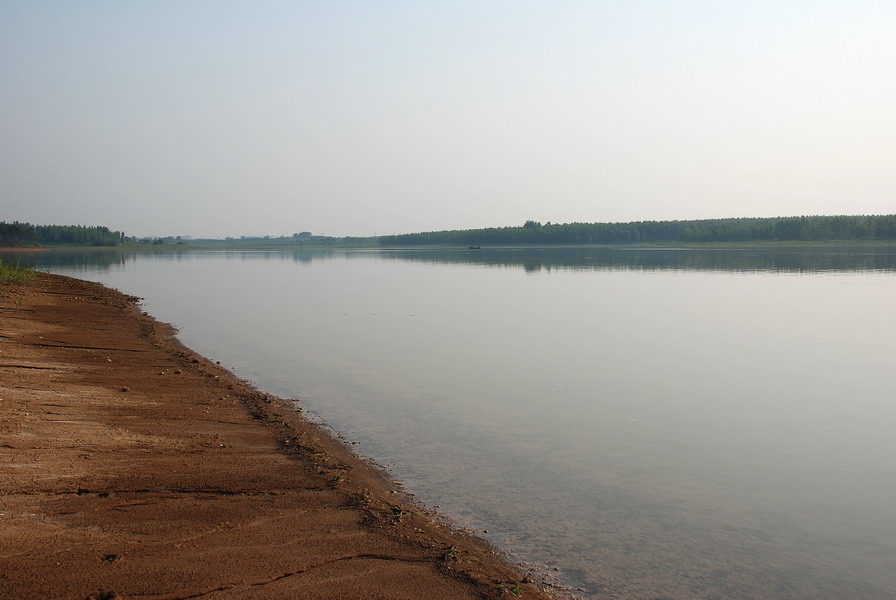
[{"xmin": 2, "ymin": 2, "xmax": 894, "ymax": 239}]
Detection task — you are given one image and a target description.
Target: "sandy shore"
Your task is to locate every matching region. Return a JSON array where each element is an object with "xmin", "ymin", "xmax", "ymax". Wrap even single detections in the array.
[{"xmin": 1, "ymin": 273, "xmax": 561, "ymax": 600}]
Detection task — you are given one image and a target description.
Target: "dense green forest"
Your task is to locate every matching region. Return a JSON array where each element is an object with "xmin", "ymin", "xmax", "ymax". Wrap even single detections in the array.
[
  {"xmin": 0, "ymin": 221, "xmax": 125, "ymax": 246},
  {"xmin": 378, "ymin": 215, "xmax": 896, "ymax": 246},
  {"xmin": 5, "ymin": 215, "xmax": 895, "ymax": 249}
]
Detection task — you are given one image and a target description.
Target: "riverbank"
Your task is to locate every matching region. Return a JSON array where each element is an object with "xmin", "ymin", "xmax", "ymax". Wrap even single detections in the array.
[
  {"xmin": 0, "ymin": 273, "xmax": 561, "ymax": 600},
  {"xmin": 0, "ymin": 244, "xmax": 47, "ymax": 252}
]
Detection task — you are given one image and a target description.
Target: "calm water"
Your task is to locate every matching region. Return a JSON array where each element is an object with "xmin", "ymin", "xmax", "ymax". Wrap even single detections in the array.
[{"xmin": 14, "ymin": 246, "xmax": 896, "ymax": 599}]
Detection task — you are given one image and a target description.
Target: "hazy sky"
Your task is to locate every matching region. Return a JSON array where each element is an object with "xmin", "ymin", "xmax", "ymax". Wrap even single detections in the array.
[{"xmin": 2, "ymin": 1, "xmax": 894, "ymax": 238}]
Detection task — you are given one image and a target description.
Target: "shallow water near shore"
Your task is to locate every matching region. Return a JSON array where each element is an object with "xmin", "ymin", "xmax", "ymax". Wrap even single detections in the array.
[{"xmin": 18, "ymin": 246, "xmax": 896, "ymax": 599}]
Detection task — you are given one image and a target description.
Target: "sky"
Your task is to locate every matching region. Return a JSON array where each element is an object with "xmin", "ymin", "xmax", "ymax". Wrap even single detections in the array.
[{"xmin": 1, "ymin": 1, "xmax": 894, "ymax": 238}]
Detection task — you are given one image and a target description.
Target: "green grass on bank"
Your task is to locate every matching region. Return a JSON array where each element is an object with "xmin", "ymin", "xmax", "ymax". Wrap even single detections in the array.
[{"xmin": 0, "ymin": 258, "xmax": 36, "ymax": 285}]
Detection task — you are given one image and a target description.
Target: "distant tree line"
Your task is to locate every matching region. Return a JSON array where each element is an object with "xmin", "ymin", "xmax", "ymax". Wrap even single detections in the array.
[
  {"xmin": 378, "ymin": 215, "xmax": 896, "ymax": 246},
  {"xmin": 181, "ymin": 234, "xmax": 378, "ymax": 248},
  {"xmin": 0, "ymin": 221, "xmax": 125, "ymax": 246}
]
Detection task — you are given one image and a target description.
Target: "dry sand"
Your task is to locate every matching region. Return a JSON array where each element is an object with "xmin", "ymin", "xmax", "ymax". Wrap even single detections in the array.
[{"xmin": 1, "ymin": 273, "xmax": 563, "ymax": 600}]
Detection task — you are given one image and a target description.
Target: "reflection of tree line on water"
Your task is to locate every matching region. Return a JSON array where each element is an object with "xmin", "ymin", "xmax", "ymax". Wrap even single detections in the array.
[
  {"xmin": 377, "ymin": 246, "xmax": 896, "ymax": 274},
  {"xmin": 8, "ymin": 245, "xmax": 896, "ymax": 274}
]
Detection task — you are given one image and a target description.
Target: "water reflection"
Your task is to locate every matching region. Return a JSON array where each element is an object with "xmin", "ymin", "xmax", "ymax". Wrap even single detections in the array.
[
  {"xmin": 12, "ymin": 245, "xmax": 896, "ymax": 599},
  {"xmin": 375, "ymin": 245, "xmax": 896, "ymax": 274},
  {"xmin": 9, "ymin": 243, "xmax": 896, "ymax": 274}
]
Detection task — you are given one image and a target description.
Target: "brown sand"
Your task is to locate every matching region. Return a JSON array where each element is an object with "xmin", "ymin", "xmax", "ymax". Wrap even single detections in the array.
[{"xmin": 1, "ymin": 273, "xmax": 561, "ymax": 600}]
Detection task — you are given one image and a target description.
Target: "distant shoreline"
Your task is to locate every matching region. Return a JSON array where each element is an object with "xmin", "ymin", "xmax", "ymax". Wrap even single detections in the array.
[
  {"xmin": 0, "ymin": 243, "xmax": 47, "ymax": 252},
  {"xmin": 13, "ymin": 239, "xmax": 896, "ymax": 252},
  {"xmin": 5, "ymin": 214, "xmax": 894, "ymax": 250}
]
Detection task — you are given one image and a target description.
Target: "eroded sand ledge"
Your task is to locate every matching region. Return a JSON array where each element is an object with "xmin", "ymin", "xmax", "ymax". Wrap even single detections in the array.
[{"xmin": 1, "ymin": 273, "xmax": 561, "ymax": 600}]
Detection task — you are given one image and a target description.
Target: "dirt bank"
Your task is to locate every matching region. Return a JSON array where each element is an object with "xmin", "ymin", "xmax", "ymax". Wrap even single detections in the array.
[{"xmin": 1, "ymin": 273, "xmax": 561, "ymax": 600}]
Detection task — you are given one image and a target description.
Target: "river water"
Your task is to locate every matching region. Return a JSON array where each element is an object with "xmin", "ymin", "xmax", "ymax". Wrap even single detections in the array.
[{"xmin": 12, "ymin": 245, "xmax": 896, "ymax": 599}]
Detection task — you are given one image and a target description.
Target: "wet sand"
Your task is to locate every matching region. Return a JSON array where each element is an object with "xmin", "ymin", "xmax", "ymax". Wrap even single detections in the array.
[{"xmin": 1, "ymin": 273, "xmax": 562, "ymax": 600}]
